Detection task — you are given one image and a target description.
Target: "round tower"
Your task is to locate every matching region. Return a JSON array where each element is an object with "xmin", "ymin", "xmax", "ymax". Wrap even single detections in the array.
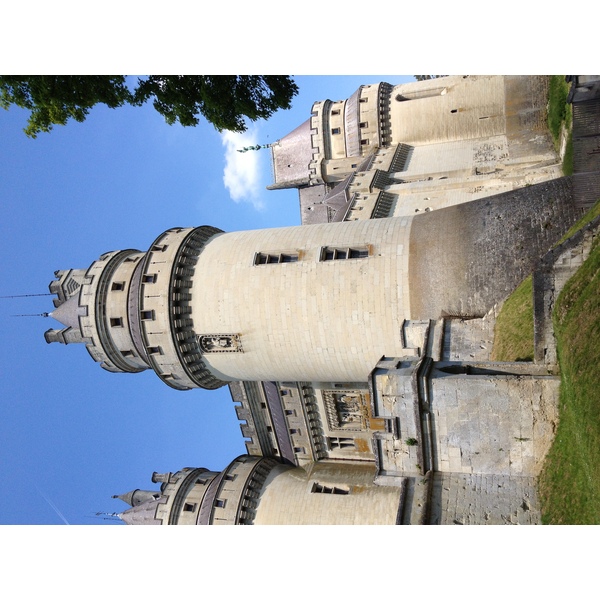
[
  {"xmin": 114, "ymin": 456, "xmax": 402, "ymax": 525},
  {"xmin": 47, "ymin": 217, "xmax": 414, "ymax": 388},
  {"xmin": 114, "ymin": 456, "xmax": 286, "ymax": 525}
]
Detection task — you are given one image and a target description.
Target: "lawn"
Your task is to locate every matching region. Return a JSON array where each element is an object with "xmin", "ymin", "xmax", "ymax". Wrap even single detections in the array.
[{"xmin": 538, "ymin": 230, "xmax": 600, "ymax": 523}]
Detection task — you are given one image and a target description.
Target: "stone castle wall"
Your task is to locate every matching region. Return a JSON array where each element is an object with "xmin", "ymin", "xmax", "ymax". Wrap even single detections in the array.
[{"xmin": 408, "ymin": 176, "xmax": 582, "ymax": 318}]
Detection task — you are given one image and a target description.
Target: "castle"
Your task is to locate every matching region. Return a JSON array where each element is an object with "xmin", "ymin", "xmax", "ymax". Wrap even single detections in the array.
[{"xmin": 45, "ymin": 76, "xmax": 596, "ymax": 524}]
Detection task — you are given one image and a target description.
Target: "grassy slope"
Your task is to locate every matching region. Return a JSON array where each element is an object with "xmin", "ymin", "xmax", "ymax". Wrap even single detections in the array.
[
  {"xmin": 490, "ymin": 201, "xmax": 600, "ymax": 523},
  {"xmin": 538, "ymin": 233, "xmax": 600, "ymax": 523},
  {"xmin": 492, "ymin": 202, "xmax": 600, "ymax": 362},
  {"xmin": 490, "ymin": 276, "xmax": 534, "ymax": 362}
]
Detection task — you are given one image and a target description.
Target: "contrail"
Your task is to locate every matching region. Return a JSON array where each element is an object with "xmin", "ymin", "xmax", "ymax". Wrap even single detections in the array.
[{"xmin": 35, "ymin": 486, "xmax": 70, "ymax": 525}]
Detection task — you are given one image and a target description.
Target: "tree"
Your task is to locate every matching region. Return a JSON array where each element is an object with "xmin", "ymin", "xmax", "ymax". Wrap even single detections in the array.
[{"xmin": 0, "ymin": 75, "xmax": 299, "ymax": 138}]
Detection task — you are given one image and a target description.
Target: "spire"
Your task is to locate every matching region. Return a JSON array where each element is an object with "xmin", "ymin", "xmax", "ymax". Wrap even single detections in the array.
[
  {"xmin": 112, "ymin": 489, "xmax": 160, "ymax": 507},
  {"xmin": 48, "ymin": 294, "xmax": 86, "ymax": 330}
]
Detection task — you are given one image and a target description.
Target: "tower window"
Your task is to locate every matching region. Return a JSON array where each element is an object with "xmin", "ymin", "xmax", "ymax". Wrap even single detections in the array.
[
  {"xmin": 359, "ymin": 121, "xmax": 368, "ymax": 128},
  {"xmin": 110, "ymin": 317, "xmax": 123, "ymax": 327},
  {"xmin": 311, "ymin": 483, "xmax": 349, "ymax": 495},
  {"xmin": 183, "ymin": 503, "xmax": 196, "ymax": 512},
  {"xmin": 328, "ymin": 437, "xmax": 356, "ymax": 450},
  {"xmin": 320, "ymin": 247, "xmax": 369, "ymax": 261},
  {"xmin": 359, "ymin": 97, "xmax": 368, "ymax": 103},
  {"xmin": 331, "ymin": 127, "xmax": 341, "ymax": 135},
  {"xmin": 331, "ymin": 109, "xmax": 340, "ymax": 116},
  {"xmin": 142, "ymin": 274, "xmax": 157, "ymax": 283},
  {"xmin": 214, "ymin": 499, "xmax": 227, "ymax": 508},
  {"xmin": 360, "ymin": 139, "xmax": 370, "ymax": 146},
  {"xmin": 111, "ymin": 282, "xmax": 125, "ymax": 291},
  {"xmin": 151, "ymin": 244, "xmax": 168, "ymax": 252},
  {"xmin": 254, "ymin": 252, "xmax": 299, "ymax": 265},
  {"xmin": 140, "ymin": 310, "xmax": 155, "ymax": 321},
  {"xmin": 121, "ymin": 350, "xmax": 134, "ymax": 358},
  {"xmin": 147, "ymin": 346, "xmax": 162, "ymax": 355}
]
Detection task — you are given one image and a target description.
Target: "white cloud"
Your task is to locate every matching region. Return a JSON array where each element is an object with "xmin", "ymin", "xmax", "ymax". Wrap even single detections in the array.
[{"xmin": 221, "ymin": 129, "xmax": 265, "ymax": 210}]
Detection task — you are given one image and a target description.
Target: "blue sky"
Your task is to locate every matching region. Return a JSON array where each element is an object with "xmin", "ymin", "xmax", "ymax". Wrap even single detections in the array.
[{"xmin": 0, "ymin": 75, "xmax": 415, "ymax": 525}]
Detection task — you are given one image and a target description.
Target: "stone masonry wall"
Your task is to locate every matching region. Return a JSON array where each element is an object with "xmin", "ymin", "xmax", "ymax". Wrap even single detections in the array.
[
  {"xmin": 428, "ymin": 473, "xmax": 540, "ymax": 525},
  {"xmin": 408, "ymin": 176, "xmax": 581, "ymax": 319}
]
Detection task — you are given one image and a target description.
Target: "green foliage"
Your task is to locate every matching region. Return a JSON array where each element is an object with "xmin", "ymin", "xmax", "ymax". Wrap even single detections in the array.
[
  {"xmin": 0, "ymin": 76, "xmax": 132, "ymax": 138},
  {"xmin": 547, "ymin": 75, "xmax": 572, "ymax": 149},
  {"xmin": 0, "ymin": 75, "xmax": 299, "ymax": 137}
]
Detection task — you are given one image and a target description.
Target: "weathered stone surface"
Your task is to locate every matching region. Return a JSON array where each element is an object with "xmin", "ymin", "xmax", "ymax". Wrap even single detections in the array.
[{"xmin": 408, "ymin": 177, "xmax": 581, "ymax": 319}]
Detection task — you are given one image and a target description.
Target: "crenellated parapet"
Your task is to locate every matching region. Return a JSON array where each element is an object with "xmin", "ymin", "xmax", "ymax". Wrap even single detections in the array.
[
  {"xmin": 46, "ymin": 225, "xmax": 230, "ymax": 389},
  {"xmin": 80, "ymin": 249, "xmax": 149, "ymax": 373},
  {"xmin": 137, "ymin": 225, "xmax": 225, "ymax": 390},
  {"xmin": 46, "ymin": 249, "xmax": 150, "ymax": 373},
  {"xmin": 116, "ymin": 456, "xmax": 286, "ymax": 525}
]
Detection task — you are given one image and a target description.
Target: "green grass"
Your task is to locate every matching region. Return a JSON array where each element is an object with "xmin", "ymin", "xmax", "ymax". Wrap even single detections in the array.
[
  {"xmin": 489, "ymin": 200, "xmax": 600, "ymax": 522},
  {"xmin": 547, "ymin": 75, "xmax": 572, "ymax": 145},
  {"xmin": 547, "ymin": 75, "xmax": 573, "ymax": 174},
  {"xmin": 492, "ymin": 201, "xmax": 600, "ymax": 363},
  {"xmin": 562, "ymin": 130, "xmax": 574, "ymax": 176},
  {"xmin": 539, "ymin": 232, "xmax": 600, "ymax": 523},
  {"xmin": 491, "ymin": 276, "xmax": 534, "ymax": 362}
]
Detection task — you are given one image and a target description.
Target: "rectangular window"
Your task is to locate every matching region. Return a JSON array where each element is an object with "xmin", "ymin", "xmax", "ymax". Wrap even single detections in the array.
[
  {"xmin": 359, "ymin": 97, "xmax": 368, "ymax": 103},
  {"xmin": 151, "ymin": 244, "xmax": 168, "ymax": 252},
  {"xmin": 359, "ymin": 121, "xmax": 368, "ymax": 128},
  {"xmin": 140, "ymin": 310, "xmax": 155, "ymax": 321},
  {"xmin": 331, "ymin": 127, "xmax": 341, "ymax": 135},
  {"xmin": 110, "ymin": 317, "xmax": 123, "ymax": 328},
  {"xmin": 142, "ymin": 274, "xmax": 157, "ymax": 283},
  {"xmin": 147, "ymin": 346, "xmax": 162, "ymax": 355},
  {"xmin": 111, "ymin": 282, "xmax": 125, "ymax": 291},
  {"xmin": 121, "ymin": 350, "xmax": 134, "ymax": 357},
  {"xmin": 360, "ymin": 139, "xmax": 370, "ymax": 146},
  {"xmin": 331, "ymin": 109, "xmax": 340, "ymax": 116},
  {"xmin": 224, "ymin": 474, "xmax": 237, "ymax": 482},
  {"xmin": 311, "ymin": 483, "xmax": 349, "ymax": 495},
  {"xmin": 328, "ymin": 437, "xmax": 356, "ymax": 450},
  {"xmin": 214, "ymin": 499, "xmax": 227, "ymax": 508},
  {"xmin": 183, "ymin": 503, "xmax": 196, "ymax": 512},
  {"xmin": 320, "ymin": 246, "xmax": 369, "ymax": 261},
  {"xmin": 254, "ymin": 252, "xmax": 299, "ymax": 265}
]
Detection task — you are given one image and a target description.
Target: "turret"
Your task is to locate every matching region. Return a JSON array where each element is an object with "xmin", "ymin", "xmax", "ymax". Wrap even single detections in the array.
[
  {"xmin": 113, "ymin": 457, "xmax": 284, "ymax": 525},
  {"xmin": 46, "ymin": 176, "xmax": 582, "ymax": 391}
]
